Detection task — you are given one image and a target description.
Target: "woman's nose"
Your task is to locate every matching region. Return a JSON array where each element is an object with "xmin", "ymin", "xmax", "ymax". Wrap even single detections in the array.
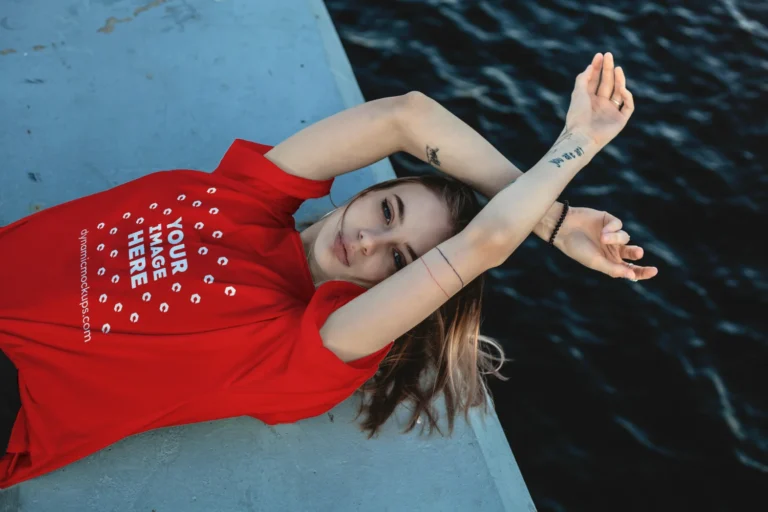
[{"xmin": 358, "ymin": 229, "xmax": 389, "ymax": 256}]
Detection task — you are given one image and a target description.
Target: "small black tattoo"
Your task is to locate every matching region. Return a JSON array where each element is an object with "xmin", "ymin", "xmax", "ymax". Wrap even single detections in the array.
[
  {"xmin": 548, "ymin": 146, "xmax": 584, "ymax": 168},
  {"xmin": 549, "ymin": 157, "xmax": 565, "ymax": 168},
  {"xmin": 426, "ymin": 145, "xmax": 441, "ymax": 166}
]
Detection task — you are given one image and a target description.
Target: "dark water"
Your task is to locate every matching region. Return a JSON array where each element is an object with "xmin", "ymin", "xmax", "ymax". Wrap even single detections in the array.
[{"xmin": 326, "ymin": 1, "xmax": 767, "ymax": 510}]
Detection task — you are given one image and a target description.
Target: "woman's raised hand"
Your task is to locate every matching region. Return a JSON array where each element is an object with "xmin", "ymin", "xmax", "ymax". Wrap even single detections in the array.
[
  {"xmin": 554, "ymin": 206, "xmax": 658, "ymax": 282},
  {"xmin": 565, "ymin": 53, "xmax": 634, "ymax": 149}
]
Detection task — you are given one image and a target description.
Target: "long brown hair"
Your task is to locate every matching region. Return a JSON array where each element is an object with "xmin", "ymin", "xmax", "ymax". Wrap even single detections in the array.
[{"xmin": 302, "ymin": 175, "xmax": 510, "ymax": 438}]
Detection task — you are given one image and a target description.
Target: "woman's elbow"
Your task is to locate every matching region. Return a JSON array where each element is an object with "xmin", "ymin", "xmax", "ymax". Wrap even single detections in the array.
[{"xmin": 462, "ymin": 225, "xmax": 512, "ymax": 269}]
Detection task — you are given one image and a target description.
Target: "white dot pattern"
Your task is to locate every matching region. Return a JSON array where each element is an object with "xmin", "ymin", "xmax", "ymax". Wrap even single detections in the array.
[{"xmin": 92, "ymin": 187, "xmax": 238, "ymax": 338}]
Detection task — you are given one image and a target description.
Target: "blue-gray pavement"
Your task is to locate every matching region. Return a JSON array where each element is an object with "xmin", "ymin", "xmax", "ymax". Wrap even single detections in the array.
[{"xmin": 0, "ymin": 1, "xmax": 536, "ymax": 510}]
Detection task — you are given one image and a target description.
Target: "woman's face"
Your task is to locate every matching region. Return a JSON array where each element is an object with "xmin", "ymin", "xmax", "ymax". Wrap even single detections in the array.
[{"xmin": 308, "ymin": 182, "xmax": 453, "ymax": 286}]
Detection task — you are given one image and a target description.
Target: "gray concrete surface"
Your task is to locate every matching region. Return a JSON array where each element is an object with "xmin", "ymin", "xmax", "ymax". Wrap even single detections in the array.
[{"xmin": 0, "ymin": 1, "xmax": 536, "ymax": 510}]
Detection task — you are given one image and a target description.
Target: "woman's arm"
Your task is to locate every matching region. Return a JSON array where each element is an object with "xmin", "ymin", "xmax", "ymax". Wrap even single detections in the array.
[
  {"xmin": 263, "ymin": 93, "xmax": 562, "ymax": 240},
  {"xmin": 264, "ymin": 95, "xmax": 407, "ymax": 182},
  {"xmin": 395, "ymin": 91, "xmax": 566, "ymax": 241},
  {"xmin": 321, "ymin": 129, "xmax": 597, "ymax": 362},
  {"xmin": 321, "ymin": 55, "xmax": 636, "ymax": 362}
]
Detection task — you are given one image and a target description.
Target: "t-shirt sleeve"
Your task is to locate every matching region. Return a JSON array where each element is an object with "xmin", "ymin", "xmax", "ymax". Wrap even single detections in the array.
[
  {"xmin": 294, "ymin": 280, "xmax": 394, "ymax": 383},
  {"xmin": 212, "ymin": 139, "xmax": 334, "ymax": 218},
  {"xmin": 251, "ymin": 281, "xmax": 394, "ymax": 426}
]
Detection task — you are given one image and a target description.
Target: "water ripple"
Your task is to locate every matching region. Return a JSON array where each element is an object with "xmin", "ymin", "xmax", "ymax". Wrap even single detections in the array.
[
  {"xmin": 614, "ymin": 416, "xmax": 679, "ymax": 458},
  {"xmin": 703, "ymin": 368, "xmax": 747, "ymax": 442},
  {"xmin": 326, "ymin": 0, "xmax": 768, "ymax": 506}
]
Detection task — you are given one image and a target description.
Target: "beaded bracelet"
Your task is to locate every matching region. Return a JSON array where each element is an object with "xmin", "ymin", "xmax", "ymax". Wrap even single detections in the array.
[{"xmin": 548, "ymin": 200, "xmax": 569, "ymax": 247}]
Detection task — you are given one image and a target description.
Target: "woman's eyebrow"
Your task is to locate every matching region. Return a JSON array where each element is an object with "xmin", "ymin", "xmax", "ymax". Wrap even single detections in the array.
[
  {"xmin": 394, "ymin": 194, "xmax": 419, "ymax": 262},
  {"xmin": 394, "ymin": 194, "xmax": 405, "ymax": 225}
]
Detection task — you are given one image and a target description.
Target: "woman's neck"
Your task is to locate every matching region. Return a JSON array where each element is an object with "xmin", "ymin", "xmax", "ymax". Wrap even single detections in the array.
[{"xmin": 299, "ymin": 219, "xmax": 326, "ymax": 287}]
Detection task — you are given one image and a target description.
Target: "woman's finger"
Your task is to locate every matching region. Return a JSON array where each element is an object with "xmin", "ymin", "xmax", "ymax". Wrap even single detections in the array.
[
  {"xmin": 587, "ymin": 53, "xmax": 603, "ymax": 94},
  {"xmin": 612, "ymin": 65, "xmax": 626, "ymax": 105},
  {"xmin": 616, "ymin": 67, "xmax": 635, "ymax": 117},
  {"xmin": 602, "ymin": 260, "xmax": 637, "ymax": 280},
  {"xmin": 624, "ymin": 262, "xmax": 659, "ymax": 281},
  {"xmin": 620, "ymin": 245, "xmax": 644, "ymax": 261},
  {"xmin": 601, "ymin": 230, "xmax": 630, "ymax": 245},
  {"xmin": 601, "ymin": 213, "xmax": 623, "ymax": 234},
  {"xmin": 597, "ymin": 52, "xmax": 615, "ymax": 98}
]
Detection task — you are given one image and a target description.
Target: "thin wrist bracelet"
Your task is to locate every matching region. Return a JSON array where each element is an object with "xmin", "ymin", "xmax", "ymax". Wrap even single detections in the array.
[{"xmin": 548, "ymin": 200, "xmax": 569, "ymax": 247}]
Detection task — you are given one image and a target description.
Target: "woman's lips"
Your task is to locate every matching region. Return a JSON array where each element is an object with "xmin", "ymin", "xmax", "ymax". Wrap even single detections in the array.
[{"xmin": 334, "ymin": 231, "xmax": 350, "ymax": 267}]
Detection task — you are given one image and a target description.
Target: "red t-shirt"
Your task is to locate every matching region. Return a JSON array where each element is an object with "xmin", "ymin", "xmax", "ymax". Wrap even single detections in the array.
[{"xmin": 0, "ymin": 139, "xmax": 393, "ymax": 488}]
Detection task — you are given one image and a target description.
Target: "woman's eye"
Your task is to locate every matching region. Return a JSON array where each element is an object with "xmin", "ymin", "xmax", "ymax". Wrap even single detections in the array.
[
  {"xmin": 393, "ymin": 250, "xmax": 404, "ymax": 270},
  {"xmin": 382, "ymin": 199, "xmax": 392, "ymax": 224}
]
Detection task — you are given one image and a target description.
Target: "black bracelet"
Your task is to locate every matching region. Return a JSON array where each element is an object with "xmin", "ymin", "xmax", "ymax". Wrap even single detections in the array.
[{"xmin": 548, "ymin": 200, "xmax": 569, "ymax": 247}]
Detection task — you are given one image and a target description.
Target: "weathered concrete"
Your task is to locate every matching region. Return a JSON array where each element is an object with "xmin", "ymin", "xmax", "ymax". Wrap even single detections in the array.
[{"xmin": 0, "ymin": 1, "xmax": 536, "ymax": 510}]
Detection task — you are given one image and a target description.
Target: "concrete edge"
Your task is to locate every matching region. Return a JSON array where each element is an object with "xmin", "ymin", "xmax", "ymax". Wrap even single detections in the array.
[
  {"xmin": 469, "ymin": 394, "xmax": 537, "ymax": 512},
  {"xmin": 307, "ymin": 2, "xmax": 536, "ymax": 510},
  {"xmin": 306, "ymin": 0, "xmax": 396, "ymax": 183}
]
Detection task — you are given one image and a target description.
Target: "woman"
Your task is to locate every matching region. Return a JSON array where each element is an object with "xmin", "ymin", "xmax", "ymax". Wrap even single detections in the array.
[{"xmin": 0, "ymin": 52, "xmax": 656, "ymax": 488}]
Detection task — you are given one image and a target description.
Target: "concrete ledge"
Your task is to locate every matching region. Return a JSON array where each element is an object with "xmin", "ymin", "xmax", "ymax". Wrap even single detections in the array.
[{"xmin": 0, "ymin": 0, "xmax": 535, "ymax": 510}]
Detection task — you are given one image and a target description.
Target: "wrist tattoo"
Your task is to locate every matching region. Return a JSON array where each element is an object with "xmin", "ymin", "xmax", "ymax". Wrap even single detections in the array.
[
  {"xmin": 548, "ymin": 146, "xmax": 585, "ymax": 168},
  {"xmin": 426, "ymin": 145, "xmax": 441, "ymax": 166}
]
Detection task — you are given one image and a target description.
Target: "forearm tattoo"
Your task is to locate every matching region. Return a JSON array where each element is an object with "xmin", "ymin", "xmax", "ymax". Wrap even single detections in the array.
[
  {"xmin": 548, "ymin": 147, "xmax": 585, "ymax": 168},
  {"xmin": 547, "ymin": 130, "xmax": 585, "ymax": 168},
  {"xmin": 426, "ymin": 145, "xmax": 441, "ymax": 166}
]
